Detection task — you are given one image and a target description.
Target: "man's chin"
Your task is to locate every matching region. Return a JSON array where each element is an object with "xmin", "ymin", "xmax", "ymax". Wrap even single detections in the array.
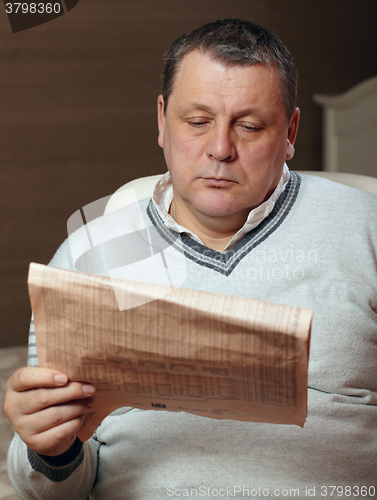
[{"xmin": 193, "ymin": 201, "xmax": 252, "ymax": 222}]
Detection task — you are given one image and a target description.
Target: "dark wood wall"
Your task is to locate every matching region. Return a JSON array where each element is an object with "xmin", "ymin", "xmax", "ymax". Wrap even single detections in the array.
[{"xmin": 1, "ymin": 0, "xmax": 376, "ymax": 347}]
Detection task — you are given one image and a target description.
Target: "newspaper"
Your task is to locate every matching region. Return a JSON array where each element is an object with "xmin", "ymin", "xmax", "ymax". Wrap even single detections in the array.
[{"xmin": 28, "ymin": 262, "xmax": 312, "ymax": 441}]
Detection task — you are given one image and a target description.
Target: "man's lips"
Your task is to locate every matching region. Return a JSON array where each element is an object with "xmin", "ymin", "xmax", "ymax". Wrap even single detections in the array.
[{"xmin": 201, "ymin": 177, "xmax": 237, "ymax": 187}]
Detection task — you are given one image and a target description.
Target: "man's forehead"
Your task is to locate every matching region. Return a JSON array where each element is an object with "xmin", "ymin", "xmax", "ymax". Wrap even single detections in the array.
[
  {"xmin": 169, "ymin": 50, "xmax": 284, "ymax": 112},
  {"xmin": 172, "ymin": 50, "xmax": 280, "ymax": 95}
]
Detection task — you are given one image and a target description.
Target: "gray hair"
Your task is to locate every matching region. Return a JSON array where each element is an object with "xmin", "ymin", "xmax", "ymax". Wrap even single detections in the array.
[{"xmin": 161, "ymin": 19, "xmax": 298, "ymax": 122}]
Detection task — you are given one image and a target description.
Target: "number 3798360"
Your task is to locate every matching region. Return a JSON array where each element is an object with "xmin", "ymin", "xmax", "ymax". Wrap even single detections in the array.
[
  {"xmin": 5, "ymin": 3, "xmax": 62, "ymax": 14},
  {"xmin": 321, "ymin": 485, "xmax": 375, "ymax": 497}
]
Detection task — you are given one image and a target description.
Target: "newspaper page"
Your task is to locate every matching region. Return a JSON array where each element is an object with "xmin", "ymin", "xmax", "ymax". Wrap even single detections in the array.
[{"xmin": 28, "ymin": 262, "xmax": 312, "ymax": 441}]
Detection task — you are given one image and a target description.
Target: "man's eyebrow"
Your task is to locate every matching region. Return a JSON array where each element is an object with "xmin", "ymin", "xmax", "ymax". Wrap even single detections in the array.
[
  {"xmin": 178, "ymin": 102, "xmax": 215, "ymax": 114},
  {"xmin": 178, "ymin": 102, "xmax": 261, "ymax": 118}
]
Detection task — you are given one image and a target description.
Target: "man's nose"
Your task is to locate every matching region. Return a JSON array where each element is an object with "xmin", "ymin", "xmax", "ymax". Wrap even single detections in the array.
[{"xmin": 205, "ymin": 123, "xmax": 236, "ymax": 162}]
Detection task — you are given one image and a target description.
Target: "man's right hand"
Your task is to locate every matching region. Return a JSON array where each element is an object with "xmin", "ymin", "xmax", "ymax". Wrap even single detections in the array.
[{"xmin": 4, "ymin": 367, "xmax": 95, "ymax": 457}]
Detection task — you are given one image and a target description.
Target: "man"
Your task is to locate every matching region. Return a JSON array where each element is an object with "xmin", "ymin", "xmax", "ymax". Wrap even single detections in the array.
[{"xmin": 5, "ymin": 19, "xmax": 377, "ymax": 499}]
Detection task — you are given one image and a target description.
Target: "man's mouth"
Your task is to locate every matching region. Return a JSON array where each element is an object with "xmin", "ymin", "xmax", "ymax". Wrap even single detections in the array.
[{"xmin": 202, "ymin": 178, "xmax": 236, "ymax": 187}]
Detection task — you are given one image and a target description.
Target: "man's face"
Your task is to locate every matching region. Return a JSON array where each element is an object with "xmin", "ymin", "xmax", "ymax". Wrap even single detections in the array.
[{"xmin": 157, "ymin": 50, "xmax": 299, "ymax": 225}]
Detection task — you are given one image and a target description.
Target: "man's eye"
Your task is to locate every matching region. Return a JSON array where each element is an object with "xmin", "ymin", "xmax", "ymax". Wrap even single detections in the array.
[
  {"xmin": 240, "ymin": 124, "xmax": 261, "ymax": 132},
  {"xmin": 188, "ymin": 121, "xmax": 208, "ymax": 128}
]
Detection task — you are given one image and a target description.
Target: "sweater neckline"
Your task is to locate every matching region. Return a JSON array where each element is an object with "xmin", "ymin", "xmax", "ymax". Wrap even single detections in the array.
[{"xmin": 147, "ymin": 172, "xmax": 301, "ymax": 276}]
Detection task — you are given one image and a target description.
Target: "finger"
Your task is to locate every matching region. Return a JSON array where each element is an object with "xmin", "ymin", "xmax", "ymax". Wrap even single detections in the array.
[
  {"xmin": 26, "ymin": 416, "xmax": 85, "ymax": 456},
  {"xmin": 8, "ymin": 367, "xmax": 69, "ymax": 392},
  {"xmin": 18, "ymin": 398, "xmax": 94, "ymax": 436},
  {"xmin": 16, "ymin": 382, "xmax": 96, "ymax": 415}
]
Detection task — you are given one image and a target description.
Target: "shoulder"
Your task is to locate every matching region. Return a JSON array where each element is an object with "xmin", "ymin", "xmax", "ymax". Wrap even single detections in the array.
[
  {"xmin": 296, "ymin": 172, "xmax": 377, "ymax": 218},
  {"xmin": 287, "ymin": 173, "xmax": 377, "ymax": 248}
]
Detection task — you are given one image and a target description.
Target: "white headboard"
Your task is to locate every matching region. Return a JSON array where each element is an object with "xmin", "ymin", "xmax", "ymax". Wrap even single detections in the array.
[{"xmin": 313, "ymin": 75, "xmax": 377, "ymax": 177}]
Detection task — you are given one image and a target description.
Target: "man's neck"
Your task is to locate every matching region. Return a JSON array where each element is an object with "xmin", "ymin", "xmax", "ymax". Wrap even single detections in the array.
[{"xmin": 170, "ymin": 197, "xmax": 248, "ymax": 252}]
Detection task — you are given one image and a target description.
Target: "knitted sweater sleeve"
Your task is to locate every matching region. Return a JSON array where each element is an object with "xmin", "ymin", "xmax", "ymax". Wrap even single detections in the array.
[{"xmin": 7, "ymin": 433, "xmax": 99, "ymax": 500}]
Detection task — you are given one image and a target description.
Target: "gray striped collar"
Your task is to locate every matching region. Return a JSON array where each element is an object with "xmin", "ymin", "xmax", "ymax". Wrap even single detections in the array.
[{"xmin": 147, "ymin": 172, "xmax": 301, "ymax": 276}]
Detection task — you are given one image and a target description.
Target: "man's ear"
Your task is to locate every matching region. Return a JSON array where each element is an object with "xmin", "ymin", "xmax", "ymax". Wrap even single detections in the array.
[
  {"xmin": 286, "ymin": 107, "xmax": 300, "ymax": 160},
  {"xmin": 157, "ymin": 95, "xmax": 165, "ymax": 149}
]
